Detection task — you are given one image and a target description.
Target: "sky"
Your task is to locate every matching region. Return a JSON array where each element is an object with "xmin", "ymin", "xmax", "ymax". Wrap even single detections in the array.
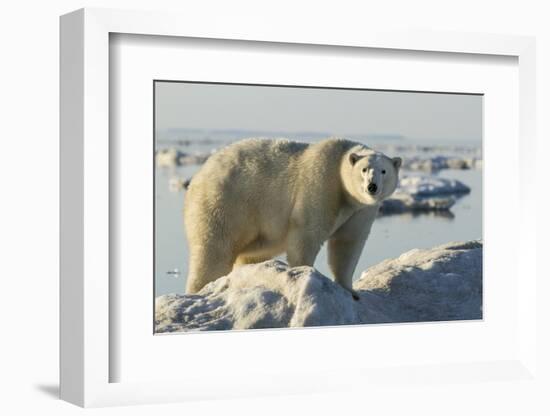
[{"xmin": 155, "ymin": 81, "xmax": 482, "ymax": 142}]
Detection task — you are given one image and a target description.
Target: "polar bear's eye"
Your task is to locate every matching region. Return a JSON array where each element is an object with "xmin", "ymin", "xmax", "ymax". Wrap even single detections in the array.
[
  {"xmin": 381, "ymin": 170, "xmax": 386, "ymax": 174},
  {"xmin": 362, "ymin": 167, "xmax": 367, "ymax": 173}
]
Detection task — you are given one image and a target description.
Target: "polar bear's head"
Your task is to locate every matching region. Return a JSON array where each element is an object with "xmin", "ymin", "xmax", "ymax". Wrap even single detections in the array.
[{"xmin": 348, "ymin": 150, "xmax": 402, "ymax": 204}]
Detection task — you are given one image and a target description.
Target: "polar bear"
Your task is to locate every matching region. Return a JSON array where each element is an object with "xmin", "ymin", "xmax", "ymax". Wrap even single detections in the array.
[{"xmin": 183, "ymin": 137, "xmax": 401, "ymax": 299}]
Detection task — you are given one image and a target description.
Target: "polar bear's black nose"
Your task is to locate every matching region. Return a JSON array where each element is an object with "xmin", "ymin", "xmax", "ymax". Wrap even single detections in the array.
[{"xmin": 367, "ymin": 183, "xmax": 378, "ymax": 194}]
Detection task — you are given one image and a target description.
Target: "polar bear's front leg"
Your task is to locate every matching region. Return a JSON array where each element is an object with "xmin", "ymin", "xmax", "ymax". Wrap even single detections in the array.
[
  {"xmin": 328, "ymin": 208, "xmax": 377, "ymax": 300},
  {"xmin": 286, "ymin": 226, "xmax": 324, "ymax": 268},
  {"xmin": 328, "ymin": 236, "xmax": 366, "ymax": 299}
]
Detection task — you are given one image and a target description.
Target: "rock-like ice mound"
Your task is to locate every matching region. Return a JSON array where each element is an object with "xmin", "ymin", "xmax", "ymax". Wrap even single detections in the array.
[
  {"xmin": 380, "ymin": 175, "xmax": 470, "ymax": 214},
  {"xmin": 155, "ymin": 240, "xmax": 482, "ymax": 332},
  {"xmin": 155, "ymin": 148, "xmax": 211, "ymax": 168},
  {"xmin": 355, "ymin": 240, "xmax": 482, "ymax": 322},
  {"xmin": 397, "ymin": 175, "xmax": 471, "ymax": 197},
  {"xmin": 156, "ymin": 262, "xmax": 361, "ymax": 332}
]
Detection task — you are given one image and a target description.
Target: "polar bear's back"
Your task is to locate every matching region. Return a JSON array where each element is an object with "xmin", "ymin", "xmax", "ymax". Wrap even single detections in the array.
[
  {"xmin": 190, "ymin": 138, "xmax": 307, "ymax": 195},
  {"xmin": 184, "ymin": 139, "xmax": 311, "ymax": 246},
  {"xmin": 212, "ymin": 137, "xmax": 309, "ymax": 172}
]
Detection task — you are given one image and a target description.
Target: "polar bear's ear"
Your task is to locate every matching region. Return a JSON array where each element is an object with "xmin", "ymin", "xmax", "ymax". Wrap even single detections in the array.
[
  {"xmin": 349, "ymin": 153, "xmax": 362, "ymax": 165},
  {"xmin": 392, "ymin": 157, "xmax": 402, "ymax": 170}
]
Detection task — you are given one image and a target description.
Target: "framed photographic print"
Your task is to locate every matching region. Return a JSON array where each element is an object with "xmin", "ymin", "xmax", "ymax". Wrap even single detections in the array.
[
  {"xmin": 60, "ymin": 8, "xmax": 538, "ymax": 407},
  {"xmin": 152, "ymin": 81, "xmax": 483, "ymax": 333}
]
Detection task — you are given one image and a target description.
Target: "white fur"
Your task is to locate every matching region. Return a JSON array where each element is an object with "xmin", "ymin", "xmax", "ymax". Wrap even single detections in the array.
[{"xmin": 183, "ymin": 137, "xmax": 401, "ymax": 297}]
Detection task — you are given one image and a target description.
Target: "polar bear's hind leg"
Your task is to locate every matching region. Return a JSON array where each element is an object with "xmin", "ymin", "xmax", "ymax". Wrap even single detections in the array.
[{"xmin": 185, "ymin": 243, "xmax": 235, "ymax": 294}]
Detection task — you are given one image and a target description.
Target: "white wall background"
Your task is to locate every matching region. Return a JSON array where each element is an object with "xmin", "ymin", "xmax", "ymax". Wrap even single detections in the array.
[{"xmin": 0, "ymin": 0, "xmax": 548, "ymax": 414}]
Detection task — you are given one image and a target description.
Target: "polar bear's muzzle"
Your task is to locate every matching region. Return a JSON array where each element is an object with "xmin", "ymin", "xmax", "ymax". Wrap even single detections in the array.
[{"xmin": 363, "ymin": 167, "xmax": 381, "ymax": 196}]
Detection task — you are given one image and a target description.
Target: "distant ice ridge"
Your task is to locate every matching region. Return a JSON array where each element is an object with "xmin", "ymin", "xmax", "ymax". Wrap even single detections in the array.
[
  {"xmin": 155, "ymin": 240, "xmax": 482, "ymax": 332},
  {"xmin": 402, "ymin": 155, "xmax": 482, "ymax": 173}
]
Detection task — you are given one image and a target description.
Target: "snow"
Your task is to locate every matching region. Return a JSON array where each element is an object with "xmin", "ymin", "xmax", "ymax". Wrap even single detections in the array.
[{"xmin": 155, "ymin": 240, "xmax": 482, "ymax": 332}]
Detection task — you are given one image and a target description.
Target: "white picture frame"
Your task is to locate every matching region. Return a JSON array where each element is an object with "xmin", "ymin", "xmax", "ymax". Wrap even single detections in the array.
[{"xmin": 60, "ymin": 7, "xmax": 538, "ymax": 407}]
